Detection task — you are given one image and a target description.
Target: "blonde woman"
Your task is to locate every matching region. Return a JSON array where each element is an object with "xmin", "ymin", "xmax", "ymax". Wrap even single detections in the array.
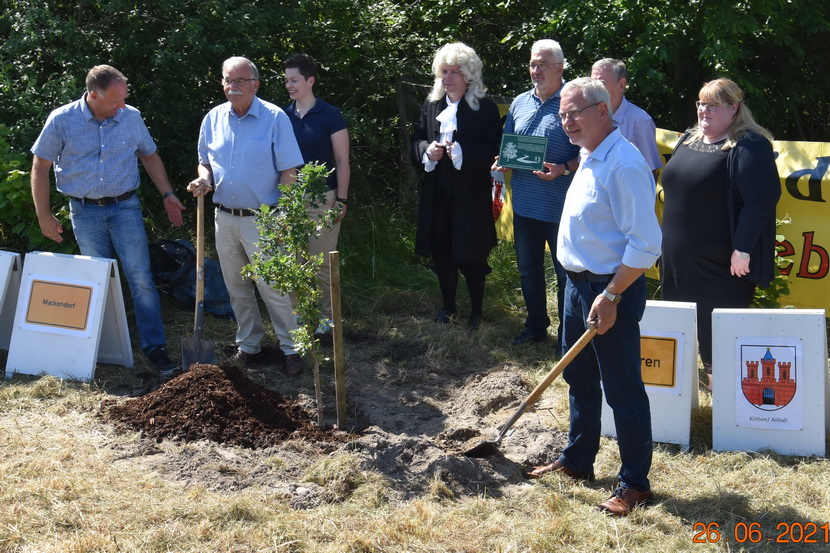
[{"xmin": 660, "ymin": 78, "xmax": 780, "ymax": 390}]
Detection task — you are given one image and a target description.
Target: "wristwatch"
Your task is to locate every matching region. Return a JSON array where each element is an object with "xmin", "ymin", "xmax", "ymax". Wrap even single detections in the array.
[
  {"xmin": 561, "ymin": 160, "xmax": 572, "ymax": 175},
  {"xmin": 601, "ymin": 289, "xmax": 622, "ymax": 304}
]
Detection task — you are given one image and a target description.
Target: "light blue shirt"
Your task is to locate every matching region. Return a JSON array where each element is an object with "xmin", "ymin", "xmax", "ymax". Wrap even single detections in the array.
[
  {"xmin": 31, "ymin": 94, "xmax": 156, "ymax": 199},
  {"xmin": 612, "ymin": 97, "xmax": 662, "ymax": 172},
  {"xmin": 198, "ymin": 96, "xmax": 304, "ymax": 209},
  {"xmin": 503, "ymin": 85, "xmax": 581, "ymax": 222},
  {"xmin": 557, "ymin": 129, "xmax": 662, "ymax": 274}
]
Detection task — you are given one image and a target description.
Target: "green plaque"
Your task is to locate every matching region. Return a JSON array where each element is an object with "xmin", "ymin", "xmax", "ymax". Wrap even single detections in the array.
[{"xmin": 499, "ymin": 133, "xmax": 548, "ymax": 172}]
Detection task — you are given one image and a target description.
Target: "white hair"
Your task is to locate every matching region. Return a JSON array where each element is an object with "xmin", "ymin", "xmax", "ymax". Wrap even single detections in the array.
[
  {"xmin": 531, "ymin": 39, "xmax": 568, "ymax": 70},
  {"xmin": 427, "ymin": 42, "xmax": 487, "ymax": 110},
  {"xmin": 222, "ymin": 56, "xmax": 259, "ymax": 80},
  {"xmin": 562, "ymin": 77, "xmax": 614, "ymax": 119}
]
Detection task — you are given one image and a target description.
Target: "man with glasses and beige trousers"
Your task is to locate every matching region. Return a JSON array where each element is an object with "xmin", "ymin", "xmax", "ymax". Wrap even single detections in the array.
[{"xmin": 187, "ymin": 56, "xmax": 305, "ymax": 376}]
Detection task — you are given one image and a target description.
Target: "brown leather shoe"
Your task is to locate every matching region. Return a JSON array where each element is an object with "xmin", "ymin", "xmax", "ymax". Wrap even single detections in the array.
[
  {"xmin": 596, "ymin": 486, "xmax": 653, "ymax": 516},
  {"xmin": 230, "ymin": 349, "xmax": 256, "ymax": 366},
  {"xmin": 523, "ymin": 459, "xmax": 595, "ymax": 481},
  {"xmin": 283, "ymin": 354, "xmax": 303, "ymax": 376}
]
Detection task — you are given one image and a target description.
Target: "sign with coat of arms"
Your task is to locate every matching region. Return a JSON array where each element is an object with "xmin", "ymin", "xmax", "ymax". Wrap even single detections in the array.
[
  {"xmin": 712, "ymin": 308, "xmax": 826, "ymax": 457},
  {"xmin": 735, "ymin": 338, "xmax": 802, "ymax": 431}
]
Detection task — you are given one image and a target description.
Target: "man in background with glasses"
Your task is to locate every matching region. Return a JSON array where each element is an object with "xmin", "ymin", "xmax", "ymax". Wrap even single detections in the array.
[
  {"xmin": 525, "ymin": 77, "xmax": 661, "ymax": 517},
  {"xmin": 493, "ymin": 39, "xmax": 580, "ymax": 351},
  {"xmin": 187, "ymin": 56, "xmax": 305, "ymax": 376},
  {"xmin": 31, "ymin": 64, "xmax": 186, "ymax": 376},
  {"xmin": 591, "ymin": 58, "xmax": 661, "ymax": 181}
]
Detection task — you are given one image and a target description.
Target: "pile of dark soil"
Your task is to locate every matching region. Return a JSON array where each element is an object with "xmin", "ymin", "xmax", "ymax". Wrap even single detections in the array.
[{"xmin": 101, "ymin": 364, "xmax": 337, "ymax": 449}]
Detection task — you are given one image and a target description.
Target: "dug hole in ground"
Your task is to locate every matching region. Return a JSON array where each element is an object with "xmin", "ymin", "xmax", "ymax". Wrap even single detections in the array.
[{"xmin": 98, "ymin": 318, "xmax": 570, "ymax": 508}]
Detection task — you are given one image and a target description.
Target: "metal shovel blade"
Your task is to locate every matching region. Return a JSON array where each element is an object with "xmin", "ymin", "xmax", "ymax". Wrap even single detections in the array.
[
  {"xmin": 181, "ymin": 301, "xmax": 215, "ymax": 370},
  {"xmin": 180, "ymin": 194, "xmax": 215, "ymax": 371},
  {"xmin": 463, "ymin": 437, "xmax": 504, "ymax": 459},
  {"xmin": 181, "ymin": 336, "xmax": 215, "ymax": 370},
  {"xmin": 463, "ymin": 322, "xmax": 598, "ymax": 458}
]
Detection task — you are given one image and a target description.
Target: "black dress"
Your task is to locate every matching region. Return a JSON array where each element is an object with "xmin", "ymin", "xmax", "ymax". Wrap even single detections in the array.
[
  {"xmin": 411, "ymin": 96, "xmax": 501, "ymax": 266},
  {"xmin": 661, "ymin": 138, "xmax": 757, "ymax": 366}
]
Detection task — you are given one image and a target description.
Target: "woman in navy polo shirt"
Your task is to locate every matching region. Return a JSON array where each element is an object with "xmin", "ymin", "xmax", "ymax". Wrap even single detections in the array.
[{"xmin": 284, "ymin": 53, "xmax": 351, "ymax": 336}]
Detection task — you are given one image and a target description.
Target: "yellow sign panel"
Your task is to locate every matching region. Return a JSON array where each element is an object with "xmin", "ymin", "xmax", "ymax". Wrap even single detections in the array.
[
  {"xmin": 25, "ymin": 280, "xmax": 92, "ymax": 331},
  {"xmin": 641, "ymin": 335, "xmax": 677, "ymax": 388}
]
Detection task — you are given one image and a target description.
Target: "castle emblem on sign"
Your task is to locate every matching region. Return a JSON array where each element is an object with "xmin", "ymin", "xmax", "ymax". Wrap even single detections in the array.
[
  {"xmin": 741, "ymin": 348, "xmax": 796, "ymax": 410},
  {"xmin": 502, "ymin": 142, "xmax": 518, "ymax": 162}
]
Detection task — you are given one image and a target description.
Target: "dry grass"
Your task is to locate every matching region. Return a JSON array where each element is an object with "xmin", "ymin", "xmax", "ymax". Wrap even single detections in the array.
[
  {"xmin": 2, "ymin": 237, "xmax": 829, "ymax": 551},
  {"xmin": 3, "ymin": 347, "xmax": 829, "ymax": 552}
]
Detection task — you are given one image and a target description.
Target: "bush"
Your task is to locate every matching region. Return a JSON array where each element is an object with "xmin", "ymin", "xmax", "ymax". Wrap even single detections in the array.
[{"xmin": 0, "ymin": 124, "xmax": 74, "ymax": 253}]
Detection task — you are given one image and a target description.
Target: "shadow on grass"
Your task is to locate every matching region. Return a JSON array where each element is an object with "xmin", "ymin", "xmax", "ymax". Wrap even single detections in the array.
[{"xmin": 661, "ymin": 491, "xmax": 825, "ymax": 551}]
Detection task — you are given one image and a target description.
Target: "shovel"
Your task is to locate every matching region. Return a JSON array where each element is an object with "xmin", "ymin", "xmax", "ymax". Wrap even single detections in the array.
[
  {"xmin": 463, "ymin": 321, "xmax": 597, "ymax": 458},
  {"xmin": 181, "ymin": 193, "xmax": 215, "ymax": 369}
]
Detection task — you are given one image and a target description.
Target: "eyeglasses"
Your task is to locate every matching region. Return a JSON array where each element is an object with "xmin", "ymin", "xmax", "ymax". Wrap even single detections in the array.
[
  {"xmin": 695, "ymin": 101, "xmax": 724, "ymax": 112},
  {"xmin": 221, "ymin": 77, "xmax": 256, "ymax": 87},
  {"xmin": 556, "ymin": 102, "xmax": 600, "ymax": 121},
  {"xmin": 528, "ymin": 62, "xmax": 561, "ymax": 71}
]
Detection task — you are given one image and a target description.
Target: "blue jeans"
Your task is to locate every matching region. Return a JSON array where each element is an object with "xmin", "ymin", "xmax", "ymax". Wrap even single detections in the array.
[
  {"xmin": 559, "ymin": 275, "xmax": 652, "ymax": 492},
  {"xmin": 513, "ymin": 213, "xmax": 566, "ymax": 340},
  {"xmin": 70, "ymin": 194, "xmax": 166, "ymax": 354}
]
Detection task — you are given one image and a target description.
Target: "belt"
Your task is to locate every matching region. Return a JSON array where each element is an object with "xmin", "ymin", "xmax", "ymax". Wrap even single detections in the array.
[
  {"xmin": 218, "ymin": 205, "xmax": 259, "ymax": 217},
  {"xmin": 566, "ymin": 270, "xmax": 614, "ymax": 283},
  {"xmin": 69, "ymin": 190, "xmax": 135, "ymax": 206}
]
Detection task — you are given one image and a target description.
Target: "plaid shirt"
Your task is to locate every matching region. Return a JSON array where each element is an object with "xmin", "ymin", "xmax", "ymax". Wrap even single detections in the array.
[{"xmin": 31, "ymin": 94, "xmax": 156, "ymax": 199}]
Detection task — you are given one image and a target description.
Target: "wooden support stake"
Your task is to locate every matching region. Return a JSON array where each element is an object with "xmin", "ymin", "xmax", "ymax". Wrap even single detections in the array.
[{"xmin": 329, "ymin": 251, "xmax": 347, "ymax": 429}]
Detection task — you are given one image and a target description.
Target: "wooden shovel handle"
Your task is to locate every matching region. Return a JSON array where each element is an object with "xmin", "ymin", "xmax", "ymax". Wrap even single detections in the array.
[
  {"xmin": 493, "ymin": 321, "xmax": 597, "ymax": 441},
  {"xmin": 195, "ymin": 194, "xmax": 205, "ymax": 304},
  {"xmin": 194, "ymin": 194, "xmax": 205, "ymax": 334},
  {"xmin": 524, "ymin": 321, "xmax": 597, "ymax": 406}
]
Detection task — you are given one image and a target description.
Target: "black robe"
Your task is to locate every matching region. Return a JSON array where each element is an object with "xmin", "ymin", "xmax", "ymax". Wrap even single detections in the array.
[{"xmin": 410, "ymin": 95, "xmax": 502, "ymax": 265}]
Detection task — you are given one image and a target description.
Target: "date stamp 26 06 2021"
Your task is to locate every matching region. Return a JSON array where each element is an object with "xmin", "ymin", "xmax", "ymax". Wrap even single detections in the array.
[{"xmin": 693, "ymin": 522, "xmax": 829, "ymax": 545}]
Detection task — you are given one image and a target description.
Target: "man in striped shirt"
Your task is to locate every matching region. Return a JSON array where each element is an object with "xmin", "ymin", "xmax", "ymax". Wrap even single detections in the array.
[
  {"xmin": 591, "ymin": 58, "xmax": 662, "ymax": 181},
  {"xmin": 494, "ymin": 39, "xmax": 580, "ymax": 350}
]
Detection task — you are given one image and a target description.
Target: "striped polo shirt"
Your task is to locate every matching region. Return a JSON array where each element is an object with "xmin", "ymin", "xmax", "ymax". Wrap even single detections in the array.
[{"xmin": 503, "ymin": 83, "xmax": 580, "ymax": 222}]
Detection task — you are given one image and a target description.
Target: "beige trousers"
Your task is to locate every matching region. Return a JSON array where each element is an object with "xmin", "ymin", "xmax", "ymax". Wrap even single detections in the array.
[
  {"xmin": 306, "ymin": 189, "xmax": 342, "ymax": 320},
  {"xmin": 215, "ymin": 209, "xmax": 298, "ymax": 356}
]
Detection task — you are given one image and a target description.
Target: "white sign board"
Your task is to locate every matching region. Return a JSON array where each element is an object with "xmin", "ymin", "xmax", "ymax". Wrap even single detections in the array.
[
  {"xmin": 712, "ymin": 309, "xmax": 827, "ymax": 457},
  {"xmin": 5, "ymin": 252, "xmax": 133, "ymax": 381},
  {"xmin": 602, "ymin": 300, "xmax": 699, "ymax": 450},
  {"xmin": 0, "ymin": 251, "xmax": 21, "ymax": 350}
]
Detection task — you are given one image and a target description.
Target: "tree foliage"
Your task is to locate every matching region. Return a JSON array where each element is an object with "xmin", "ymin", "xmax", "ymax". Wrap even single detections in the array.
[
  {"xmin": 0, "ymin": 0, "xmax": 827, "ymax": 251},
  {"xmin": 527, "ymin": 0, "xmax": 830, "ymax": 138},
  {"xmin": 243, "ymin": 163, "xmax": 336, "ymax": 426}
]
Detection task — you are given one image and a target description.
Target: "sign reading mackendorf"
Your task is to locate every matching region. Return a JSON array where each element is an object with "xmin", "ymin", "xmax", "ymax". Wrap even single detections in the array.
[
  {"xmin": 25, "ymin": 280, "xmax": 92, "ymax": 331},
  {"xmin": 498, "ymin": 133, "xmax": 548, "ymax": 172}
]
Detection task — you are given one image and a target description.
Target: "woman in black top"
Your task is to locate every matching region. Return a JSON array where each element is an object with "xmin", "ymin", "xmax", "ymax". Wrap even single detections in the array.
[{"xmin": 661, "ymin": 78, "xmax": 780, "ymax": 390}]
